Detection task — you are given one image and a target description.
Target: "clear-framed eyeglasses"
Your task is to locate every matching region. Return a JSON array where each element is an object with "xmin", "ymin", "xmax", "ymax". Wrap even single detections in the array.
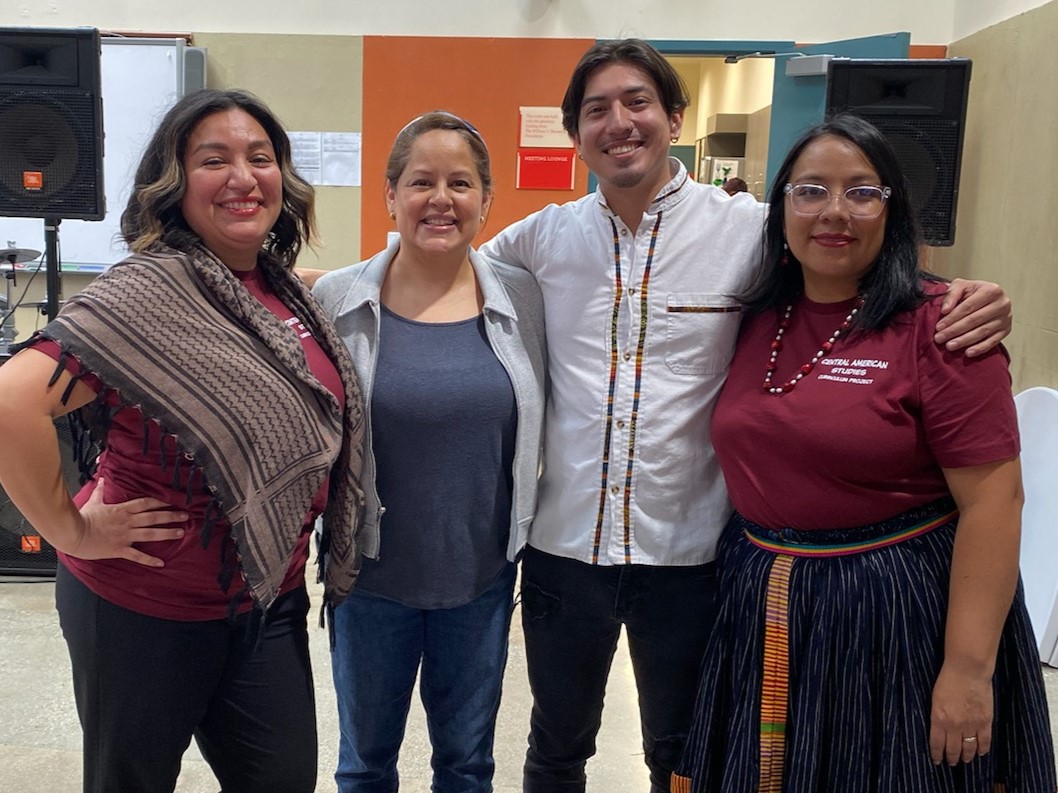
[{"xmin": 783, "ymin": 183, "xmax": 892, "ymax": 219}]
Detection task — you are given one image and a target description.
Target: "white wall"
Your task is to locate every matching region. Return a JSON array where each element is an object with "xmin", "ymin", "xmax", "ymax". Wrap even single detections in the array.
[
  {"xmin": 4, "ymin": 0, "xmax": 1047, "ymax": 65},
  {"xmin": 3, "ymin": 0, "xmax": 958, "ymax": 45}
]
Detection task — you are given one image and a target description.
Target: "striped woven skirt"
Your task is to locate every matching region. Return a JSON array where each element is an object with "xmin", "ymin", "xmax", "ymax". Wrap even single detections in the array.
[{"xmin": 671, "ymin": 498, "xmax": 1056, "ymax": 793}]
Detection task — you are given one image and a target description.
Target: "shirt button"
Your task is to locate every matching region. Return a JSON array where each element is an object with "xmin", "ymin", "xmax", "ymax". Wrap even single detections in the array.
[
  {"xmin": 610, "ymin": 485, "xmax": 620, "ymax": 495},
  {"xmin": 623, "ymin": 351, "xmax": 631, "ymax": 361},
  {"xmin": 616, "ymin": 420, "xmax": 626, "ymax": 429},
  {"xmin": 620, "ymin": 229, "xmax": 628, "ymax": 236}
]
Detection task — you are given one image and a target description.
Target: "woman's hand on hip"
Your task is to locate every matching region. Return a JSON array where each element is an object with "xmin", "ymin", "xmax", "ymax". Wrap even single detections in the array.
[{"xmin": 74, "ymin": 477, "xmax": 188, "ymax": 567}]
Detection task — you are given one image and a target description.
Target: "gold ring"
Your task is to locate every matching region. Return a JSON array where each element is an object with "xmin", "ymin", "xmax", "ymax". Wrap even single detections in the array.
[{"xmin": 963, "ymin": 736, "xmax": 978, "ymax": 743}]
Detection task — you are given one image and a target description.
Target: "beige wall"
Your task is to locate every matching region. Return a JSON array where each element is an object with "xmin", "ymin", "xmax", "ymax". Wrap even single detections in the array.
[
  {"xmin": 670, "ymin": 58, "xmax": 702, "ymax": 145},
  {"xmin": 670, "ymin": 56, "xmax": 775, "ymax": 139},
  {"xmin": 670, "ymin": 55, "xmax": 774, "ymax": 191},
  {"xmin": 953, "ymin": 0, "xmax": 1054, "ymax": 39},
  {"xmin": 696, "ymin": 58, "xmax": 775, "ymax": 124},
  {"xmin": 192, "ymin": 33, "xmax": 363, "ymax": 270},
  {"xmin": 929, "ymin": 0, "xmax": 1058, "ymax": 392}
]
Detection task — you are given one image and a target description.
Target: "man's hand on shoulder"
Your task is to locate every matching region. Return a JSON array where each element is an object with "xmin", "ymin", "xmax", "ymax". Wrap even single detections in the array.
[{"xmin": 934, "ymin": 278, "xmax": 1012, "ymax": 357}]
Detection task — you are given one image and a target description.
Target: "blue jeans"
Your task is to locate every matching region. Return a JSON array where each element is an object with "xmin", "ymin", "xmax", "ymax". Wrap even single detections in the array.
[
  {"xmin": 331, "ymin": 563, "xmax": 516, "ymax": 793},
  {"xmin": 519, "ymin": 546, "xmax": 720, "ymax": 793}
]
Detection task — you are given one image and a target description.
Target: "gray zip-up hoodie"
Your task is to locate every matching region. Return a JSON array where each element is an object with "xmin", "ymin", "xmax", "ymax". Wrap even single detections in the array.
[{"xmin": 312, "ymin": 239, "xmax": 547, "ymax": 562}]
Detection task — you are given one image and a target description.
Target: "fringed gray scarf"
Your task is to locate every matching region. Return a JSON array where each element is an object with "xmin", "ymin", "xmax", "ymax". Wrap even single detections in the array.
[{"xmin": 39, "ymin": 242, "xmax": 365, "ymax": 610}]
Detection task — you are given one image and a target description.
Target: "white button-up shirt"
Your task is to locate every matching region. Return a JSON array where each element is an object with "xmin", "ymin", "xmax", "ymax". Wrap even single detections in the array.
[{"xmin": 482, "ymin": 161, "xmax": 766, "ymax": 566}]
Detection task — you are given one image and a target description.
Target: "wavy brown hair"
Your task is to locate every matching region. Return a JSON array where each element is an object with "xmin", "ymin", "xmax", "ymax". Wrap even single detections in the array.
[{"xmin": 120, "ymin": 89, "xmax": 317, "ymax": 269}]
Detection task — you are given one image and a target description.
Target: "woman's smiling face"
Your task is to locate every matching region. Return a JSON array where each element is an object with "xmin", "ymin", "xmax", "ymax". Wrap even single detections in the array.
[{"xmin": 784, "ymin": 134, "xmax": 889, "ymax": 302}]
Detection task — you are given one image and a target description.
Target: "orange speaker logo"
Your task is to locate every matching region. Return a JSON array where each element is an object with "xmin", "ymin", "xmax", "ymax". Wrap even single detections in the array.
[
  {"xmin": 22, "ymin": 172, "xmax": 43, "ymax": 191},
  {"xmin": 20, "ymin": 535, "xmax": 42, "ymax": 553}
]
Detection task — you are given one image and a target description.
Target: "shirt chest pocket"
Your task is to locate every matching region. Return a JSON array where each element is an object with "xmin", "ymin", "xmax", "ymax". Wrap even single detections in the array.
[{"xmin": 664, "ymin": 294, "xmax": 742, "ymax": 375}]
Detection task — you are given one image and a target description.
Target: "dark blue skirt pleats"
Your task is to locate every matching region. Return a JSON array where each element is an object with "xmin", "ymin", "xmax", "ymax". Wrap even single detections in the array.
[{"xmin": 672, "ymin": 499, "xmax": 1056, "ymax": 793}]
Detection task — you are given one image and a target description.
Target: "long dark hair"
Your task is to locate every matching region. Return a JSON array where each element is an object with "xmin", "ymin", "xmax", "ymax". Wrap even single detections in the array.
[
  {"xmin": 743, "ymin": 113, "xmax": 940, "ymax": 330},
  {"xmin": 120, "ymin": 89, "xmax": 316, "ymax": 269}
]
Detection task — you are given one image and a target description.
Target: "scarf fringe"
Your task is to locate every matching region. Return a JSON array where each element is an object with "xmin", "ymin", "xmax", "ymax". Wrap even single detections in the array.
[
  {"xmin": 200, "ymin": 497, "xmax": 222, "ymax": 550},
  {"xmin": 37, "ymin": 341, "xmax": 215, "ymax": 499},
  {"xmin": 218, "ymin": 534, "xmax": 239, "ymax": 594},
  {"xmin": 32, "ymin": 243, "xmax": 365, "ymax": 614},
  {"xmin": 221, "ymin": 583, "xmax": 267, "ymax": 650}
]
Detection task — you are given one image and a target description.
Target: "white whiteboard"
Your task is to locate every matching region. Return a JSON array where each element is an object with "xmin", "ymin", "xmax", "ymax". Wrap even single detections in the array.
[{"xmin": 0, "ymin": 38, "xmax": 201, "ymax": 271}]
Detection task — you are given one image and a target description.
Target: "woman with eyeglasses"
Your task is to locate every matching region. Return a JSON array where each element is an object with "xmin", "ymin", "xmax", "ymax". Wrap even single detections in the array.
[
  {"xmin": 671, "ymin": 114, "xmax": 1055, "ymax": 792},
  {"xmin": 312, "ymin": 111, "xmax": 546, "ymax": 793}
]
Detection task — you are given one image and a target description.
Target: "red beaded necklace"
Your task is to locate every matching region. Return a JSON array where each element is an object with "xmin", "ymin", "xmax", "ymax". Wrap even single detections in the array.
[{"xmin": 763, "ymin": 297, "xmax": 864, "ymax": 395}]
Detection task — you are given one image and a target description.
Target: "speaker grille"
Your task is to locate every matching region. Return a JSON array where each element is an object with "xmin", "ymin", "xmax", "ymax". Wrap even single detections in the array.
[
  {"xmin": 0, "ymin": 417, "xmax": 82, "ymax": 577},
  {"xmin": 0, "ymin": 87, "xmax": 103, "ymax": 219},
  {"xmin": 870, "ymin": 117, "xmax": 963, "ymax": 246},
  {"xmin": 825, "ymin": 59, "xmax": 971, "ymax": 247}
]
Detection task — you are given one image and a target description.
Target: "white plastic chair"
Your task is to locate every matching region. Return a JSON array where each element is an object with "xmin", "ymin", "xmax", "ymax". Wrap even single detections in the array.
[{"xmin": 1015, "ymin": 386, "xmax": 1058, "ymax": 666}]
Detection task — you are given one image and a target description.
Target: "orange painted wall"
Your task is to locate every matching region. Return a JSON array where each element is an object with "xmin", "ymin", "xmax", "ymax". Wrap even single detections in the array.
[
  {"xmin": 359, "ymin": 38, "xmax": 948, "ymax": 259},
  {"xmin": 909, "ymin": 44, "xmax": 949, "ymax": 58},
  {"xmin": 361, "ymin": 36, "xmax": 594, "ymax": 259}
]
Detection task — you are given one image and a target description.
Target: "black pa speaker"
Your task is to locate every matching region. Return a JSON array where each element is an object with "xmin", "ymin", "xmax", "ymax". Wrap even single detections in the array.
[
  {"xmin": 0, "ymin": 27, "xmax": 105, "ymax": 221},
  {"xmin": 825, "ymin": 58, "xmax": 971, "ymax": 247},
  {"xmin": 0, "ymin": 415, "xmax": 83, "ymax": 576}
]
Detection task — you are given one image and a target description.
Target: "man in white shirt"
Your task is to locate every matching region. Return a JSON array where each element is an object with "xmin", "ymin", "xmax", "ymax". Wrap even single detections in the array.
[{"xmin": 481, "ymin": 39, "xmax": 1008, "ymax": 793}]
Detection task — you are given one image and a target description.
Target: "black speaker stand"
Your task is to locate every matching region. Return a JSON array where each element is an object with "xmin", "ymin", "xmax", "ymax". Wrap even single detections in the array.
[{"xmin": 44, "ymin": 217, "xmax": 61, "ymax": 321}]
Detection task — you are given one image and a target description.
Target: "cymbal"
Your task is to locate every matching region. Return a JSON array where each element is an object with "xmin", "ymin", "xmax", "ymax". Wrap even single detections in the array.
[{"xmin": 0, "ymin": 247, "xmax": 42, "ymax": 264}]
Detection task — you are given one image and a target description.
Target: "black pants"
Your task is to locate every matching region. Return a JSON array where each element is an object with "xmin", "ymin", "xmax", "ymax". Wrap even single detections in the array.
[
  {"xmin": 519, "ymin": 546, "xmax": 720, "ymax": 793},
  {"xmin": 55, "ymin": 562, "xmax": 317, "ymax": 793}
]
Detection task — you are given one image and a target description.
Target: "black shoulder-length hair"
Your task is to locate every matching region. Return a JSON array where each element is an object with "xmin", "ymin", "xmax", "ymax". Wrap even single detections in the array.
[{"xmin": 742, "ymin": 112, "xmax": 942, "ymax": 331}]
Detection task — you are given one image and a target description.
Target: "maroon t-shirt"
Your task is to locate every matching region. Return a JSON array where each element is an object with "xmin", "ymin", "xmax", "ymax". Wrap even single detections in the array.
[
  {"xmin": 39, "ymin": 266, "xmax": 344, "ymax": 619},
  {"xmin": 713, "ymin": 281, "xmax": 1019, "ymax": 530}
]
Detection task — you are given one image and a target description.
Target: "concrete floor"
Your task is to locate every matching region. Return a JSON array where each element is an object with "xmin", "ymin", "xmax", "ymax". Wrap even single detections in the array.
[
  {"xmin": 1, "ymin": 575, "xmax": 1057, "ymax": 793},
  {"xmin": 0, "ymin": 575, "xmax": 648, "ymax": 793}
]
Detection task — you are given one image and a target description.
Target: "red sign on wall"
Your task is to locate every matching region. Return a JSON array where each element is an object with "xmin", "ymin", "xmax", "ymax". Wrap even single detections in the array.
[{"xmin": 516, "ymin": 148, "xmax": 576, "ymax": 190}]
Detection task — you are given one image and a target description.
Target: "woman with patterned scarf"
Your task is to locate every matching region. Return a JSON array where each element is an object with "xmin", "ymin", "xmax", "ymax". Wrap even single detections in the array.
[{"xmin": 0, "ymin": 89, "xmax": 364, "ymax": 793}]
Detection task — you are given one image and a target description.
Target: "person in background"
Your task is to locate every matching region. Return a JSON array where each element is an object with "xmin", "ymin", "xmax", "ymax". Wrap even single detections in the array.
[
  {"xmin": 672, "ymin": 113, "xmax": 1055, "ymax": 793},
  {"xmin": 313, "ymin": 111, "xmax": 547, "ymax": 793},
  {"xmin": 722, "ymin": 176, "xmax": 749, "ymax": 196},
  {"xmin": 479, "ymin": 39, "xmax": 1016, "ymax": 793},
  {"xmin": 0, "ymin": 88, "xmax": 364, "ymax": 793}
]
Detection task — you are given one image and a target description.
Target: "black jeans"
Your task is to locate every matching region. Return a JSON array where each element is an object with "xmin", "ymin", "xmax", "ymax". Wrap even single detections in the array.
[
  {"xmin": 519, "ymin": 546, "xmax": 720, "ymax": 793},
  {"xmin": 55, "ymin": 563, "xmax": 316, "ymax": 793}
]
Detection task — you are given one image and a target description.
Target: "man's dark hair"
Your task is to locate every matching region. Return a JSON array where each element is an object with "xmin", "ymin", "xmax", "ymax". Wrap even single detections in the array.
[{"xmin": 561, "ymin": 39, "xmax": 689, "ymax": 137}]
